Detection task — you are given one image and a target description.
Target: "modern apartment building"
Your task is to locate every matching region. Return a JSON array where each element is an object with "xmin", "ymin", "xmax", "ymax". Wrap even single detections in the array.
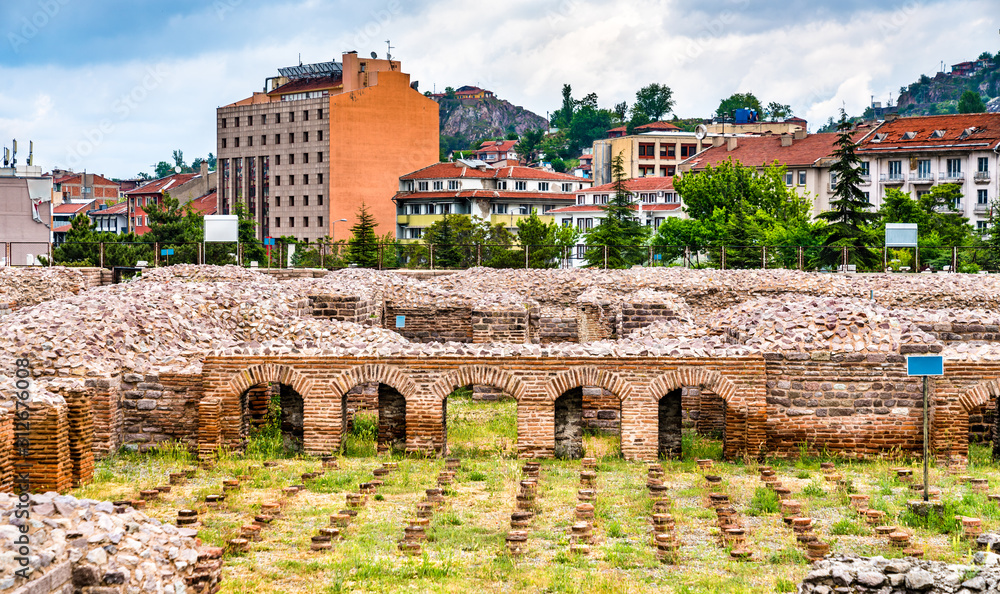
[
  {"xmin": 855, "ymin": 113, "xmax": 1000, "ymax": 232},
  {"xmin": 392, "ymin": 161, "xmax": 591, "ymax": 241},
  {"xmin": 0, "ymin": 164, "xmax": 52, "ymax": 265},
  {"xmin": 592, "ymin": 130, "xmax": 737, "ymax": 185},
  {"xmin": 216, "ymin": 53, "xmax": 438, "ymax": 242}
]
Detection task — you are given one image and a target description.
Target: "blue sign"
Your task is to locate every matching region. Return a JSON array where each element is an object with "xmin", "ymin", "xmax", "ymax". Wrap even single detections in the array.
[
  {"xmin": 907, "ymin": 355, "xmax": 943, "ymax": 376},
  {"xmin": 654, "ymin": 254, "xmax": 662, "ymax": 261},
  {"xmin": 264, "ymin": 238, "xmax": 275, "ymax": 246},
  {"xmin": 160, "ymin": 248, "xmax": 174, "ymax": 256},
  {"xmin": 395, "ymin": 315, "xmax": 405, "ymax": 328}
]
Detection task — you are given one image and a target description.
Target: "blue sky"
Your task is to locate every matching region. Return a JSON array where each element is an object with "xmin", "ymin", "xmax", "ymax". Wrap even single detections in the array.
[{"xmin": 0, "ymin": 0, "xmax": 996, "ymax": 178}]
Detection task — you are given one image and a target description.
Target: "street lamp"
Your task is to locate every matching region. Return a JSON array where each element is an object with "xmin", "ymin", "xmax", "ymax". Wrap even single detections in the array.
[{"xmin": 331, "ymin": 218, "xmax": 348, "ymax": 242}]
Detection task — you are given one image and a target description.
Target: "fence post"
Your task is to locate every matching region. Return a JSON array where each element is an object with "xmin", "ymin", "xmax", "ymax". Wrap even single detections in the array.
[
  {"xmin": 842, "ymin": 246, "xmax": 848, "ymax": 271},
  {"xmin": 430, "ymin": 244, "xmax": 435, "ymax": 270},
  {"xmin": 684, "ymin": 246, "xmax": 690, "ymax": 269},
  {"xmin": 915, "ymin": 246, "xmax": 919, "ymax": 272},
  {"xmin": 762, "ymin": 246, "xmax": 766, "ymax": 269},
  {"xmin": 378, "ymin": 244, "xmax": 383, "ymax": 270},
  {"xmin": 48, "ymin": 242, "xmax": 53, "ymax": 267},
  {"xmin": 524, "ymin": 245, "xmax": 529, "ymax": 269},
  {"xmin": 648, "ymin": 245, "xmax": 653, "ymax": 267},
  {"xmin": 883, "ymin": 246, "xmax": 888, "ymax": 272},
  {"xmin": 603, "ymin": 245, "xmax": 608, "ymax": 269},
  {"xmin": 237, "ymin": 243, "xmax": 243, "ymax": 267},
  {"xmin": 320, "ymin": 242, "xmax": 324, "ymax": 269},
  {"xmin": 952, "ymin": 246, "xmax": 958, "ymax": 272},
  {"xmin": 721, "ymin": 246, "xmax": 726, "ymax": 270},
  {"xmin": 99, "ymin": 242, "xmax": 105, "ymax": 269},
  {"xmin": 798, "ymin": 246, "xmax": 804, "ymax": 271},
  {"xmin": 154, "ymin": 242, "xmax": 160, "ymax": 267},
  {"xmin": 476, "ymin": 244, "xmax": 481, "ymax": 267}
]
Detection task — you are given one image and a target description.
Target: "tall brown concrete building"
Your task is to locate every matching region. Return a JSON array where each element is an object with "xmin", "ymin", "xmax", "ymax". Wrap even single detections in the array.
[{"xmin": 216, "ymin": 53, "xmax": 439, "ymax": 242}]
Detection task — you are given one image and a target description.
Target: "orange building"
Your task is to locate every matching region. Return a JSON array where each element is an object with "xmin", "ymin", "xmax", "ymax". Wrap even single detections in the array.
[{"xmin": 216, "ymin": 53, "xmax": 438, "ymax": 241}]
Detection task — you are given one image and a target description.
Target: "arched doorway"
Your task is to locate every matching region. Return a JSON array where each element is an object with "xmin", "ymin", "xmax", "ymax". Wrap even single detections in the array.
[
  {"xmin": 554, "ymin": 386, "xmax": 622, "ymax": 459},
  {"xmin": 442, "ymin": 384, "xmax": 517, "ymax": 458},
  {"xmin": 240, "ymin": 382, "xmax": 305, "ymax": 452},
  {"xmin": 340, "ymin": 382, "xmax": 407, "ymax": 455},
  {"xmin": 658, "ymin": 389, "xmax": 682, "ymax": 459}
]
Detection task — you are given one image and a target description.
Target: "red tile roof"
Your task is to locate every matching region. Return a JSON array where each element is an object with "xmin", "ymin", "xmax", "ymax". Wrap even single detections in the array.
[
  {"xmin": 473, "ymin": 140, "xmax": 518, "ymax": 155},
  {"xmin": 637, "ymin": 121, "xmax": 681, "ymax": 132},
  {"xmin": 857, "ymin": 113, "xmax": 1000, "ymax": 154},
  {"xmin": 52, "ymin": 224, "xmax": 72, "ymax": 233},
  {"xmin": 52, "ymin": 201, "xmax": 95, "ymax": 214},
  {"xmin": 583, "ymin": 177, "xmax": 675, "ymax": 193},
  {"xmin": 125, "ymin": 173, "xmax": 199, "ymax": 195},
  {"xmin": 90, "ymin": 202, "xmax": 128, "ymax": 215},
  {"xmin": 683, "ymin": 133, "xmax": 849, "ymax": 170},
  {"xmin": 549, "ymin": 203, "xmax": 682, "ymax": 213},
  {"xmin": 401, "ymin": 162, "xmax": 585, "ymax": 183},
  {"xmin": 393, "ymin": 190, "xmax": 577, "ymax": 202},
  {"xmin": 188, "ymin": 191, "xmax": 218, "ymax": 215},
  {"xmin": 51, "ymin": 173, "xmax": 120, "ymax": 187}
]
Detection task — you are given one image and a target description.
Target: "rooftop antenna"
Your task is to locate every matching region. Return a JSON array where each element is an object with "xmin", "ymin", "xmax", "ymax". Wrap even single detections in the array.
[
  {"xmin": 386, "ymin": 39, "xmax": 394, "ymax": 61},
  {"xmin": 10, "ymin": 139, "xmax": 16, "ymax": 167},
  {"xmin": 27, "ymin": 141, "xmax": 33, "ymax": 167},
  {"xmin": 298, "ymin": 53, "xmax": 302, "ymax": 66},
  {"xmin": 371, "ymin": 51, "xmax": 378, "ymax": 59}
]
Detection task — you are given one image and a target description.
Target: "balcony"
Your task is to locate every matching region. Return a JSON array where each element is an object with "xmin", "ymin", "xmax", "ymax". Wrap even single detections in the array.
[
  {"xmin": 880, "ymin": 173, "xmax": 905, "ymax": 184},
  {"xmin": 975, "ymin": 202, "xmax": 990, "ymax": 215},
  {"xmin": 939, "ymin": 172, "xmax": 965, "ymax": 183},
  {"xmin": 975, "ymin": 171, "xmax": 991, "ymax": 183},
  {"xmin": 934, "ymin": 202, "xmax": 962, "ymax": 214},
  {"xmin": 858, "ymin": 174, "xmax": 871, "ymax": 185},
  {"xmin": 910, "ymin": 173, "xmax": 934, "ymax": 184}
]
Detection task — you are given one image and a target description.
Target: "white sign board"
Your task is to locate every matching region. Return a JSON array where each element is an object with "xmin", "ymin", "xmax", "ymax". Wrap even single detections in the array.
[
  {"xmin": 204, "ymin": 215, "xmax": 239, "ymax": 243},
  {"xmin": 885, "ymin": 223, "xmax": 918, "ymax": 248}
]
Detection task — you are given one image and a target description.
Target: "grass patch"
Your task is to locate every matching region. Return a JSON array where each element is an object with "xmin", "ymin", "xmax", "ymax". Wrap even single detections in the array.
[
  {"xmin": 747, "ymin": 487, "xmax": 781, "ymax": 516},
  {"xmin": 445, "ymin": 390, "xmax": 517, "ymax": 458},
  {"xmin": 830, "ymin": 518, "xmax": 869, "ymax": 536}
]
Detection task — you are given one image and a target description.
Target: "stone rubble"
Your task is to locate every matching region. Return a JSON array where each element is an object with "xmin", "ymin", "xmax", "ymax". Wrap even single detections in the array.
[
  {"xmin": 799, "ymin": 555, "xmax": 1000, "ymax": 593},
  {"xmin": 0, "ymin": 267, "xmax": 91, "ymax": 309},
  {"xmin": 0, "ymin": 491, "xmax": 220, "ymax": 593}
]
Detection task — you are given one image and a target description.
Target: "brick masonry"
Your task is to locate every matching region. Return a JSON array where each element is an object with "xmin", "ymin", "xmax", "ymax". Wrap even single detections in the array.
[
  {"xmin": 384, "ymin": 303, "xmax": 473, "ymax": 343},
  {"xmin": 309, "ymin": 294, "xmax": 380, "ymax": 325},
  {"xmin": 472, "ymin": 309, "xmax": 530, "ymax": 344},
  {"xmin": 119, "ymin": 373, "xmax": 202, "ymax": 451},
  {"xmin": 0, "ymin": 409, "xmax": 12, "ymax": 493}
]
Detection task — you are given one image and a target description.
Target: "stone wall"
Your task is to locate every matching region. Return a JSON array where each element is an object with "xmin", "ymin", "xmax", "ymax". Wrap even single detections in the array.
[
  {"xmin": 619, "ymin": 301, "xmax": 686, "ymax": 334},
  {"xmin": 309, "ymin": 294, "xmax": 380, "ymax": 325},
  {"xmin": 554, "ymin": 389, "xmax": 584, "ymax": 459},
  {"xmin": 658, "ymin": 389, "xmax": 682, "ymax": 458},
  {"xmin": 764, "ymin": 353, "xmax": 924, "ymax": 458},
  {"xmin": 799, "ymin": 555, "xmax": 1000, "ymax": 594},
  {"xmin": 580, "ymin": 386, "xmax": 620, "ymax": 434},
  {"xmin": 384, "ymin": 303, "xmax": 473, "ymax": 343},
  {"xmin": 471, "ymin": 308, "xmax": 529, "ymax": 344},
  {"xmin": 970, "ymin": 399, "xmax": 996, "ymax": 444},
  {"xmin": 537, "ymin": 310, "xmax": 579, "ymax": 344},
  {"xmin": 19, "ymin": 398, "xmax": 72, "ymax": 494},
  {"xmin": 577, "ymin": 304, "xmax": 615, "ymax": 342},
  {"xmin": 119, "ymin": 373, "xmax": 202, "ymax": 451},
  {"xmin": 699, "ymin": 390, "xmax": 727, "ymax": 438},
  {"xmin": 377, "ymin": 385, "xmax": 406, "ymax": 454},
  {"xmin": 84, "ymin": 378, "xmax": 121, "ymax": 457},
  {"xmin": 0, "ymin": 410, "xmax": 11, "ymax": 493}
]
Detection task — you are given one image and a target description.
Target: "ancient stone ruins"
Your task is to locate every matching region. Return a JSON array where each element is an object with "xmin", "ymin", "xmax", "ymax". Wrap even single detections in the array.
[{"xmin": 2, "ymin": 264, "xmax": 1000, "ymax": 495}]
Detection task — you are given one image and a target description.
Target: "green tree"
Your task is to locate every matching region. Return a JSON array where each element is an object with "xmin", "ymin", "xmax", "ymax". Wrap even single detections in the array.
[
  {"xmin": 143, "ymin": 192, "xmax": 202, "ymax": 263},
  {"xmin": 514, "ymin": 129, "xmax": 544, "ymax": 164},
  {"xmin": 633, "ymin": 83, "xmax": 675, "ymax": 121},
  {"xmin": 172, "ymin": 150, "xmax": 186, "ymax": 170},
  {"xmin": 422, "ymin": 215, "xmax": 518, "ymax": 268},
  {"xmin": 816, "ymin": 113, "xmax": 879, "ymax": 268},
  {"xmin": 985, "ymin": 199, "xmax": 1000, "ymax": 270},
  {"xmin": 613, "ymin": 101, "xmax": 629, "ymax": 125},
  {"xmin": 958, "ymin": 90, "xmax": 986, "ymax": 113},
  {"xmin": 651, "ymin": 217, "xmax": 711, "ymax": 266},
  {"xmin": 764, "ymin": 101, "xmax": 793, "ymax": 120},
  {"xmin": 553, "ymin": 84, "xmax": 575, "ymax": 129},
  {"xmin": 568, "ymin": 104, "xmax": 614, "ymax": 155},
  {"xmin": 584, "ymin": 152, "xmax": 649, "ymax": 268},
  {"xmin": 53, "ymin": 214, "xmax": 98, "ymax": 265},
  {"xmin": 716, "ymin": 92, "xmax": 762, "ymax": 119},
  {"xmin": 979, "ymin": 51, "xmax": 994, "ymax": 61},
  {"xmin": 154, "ymin": 161, "xmax": 174, "ymax": 178},
  {"xmin": 516, "ymin": 209, "xmax": 559, "ymax": 268},
  {"xmin": 346, "ymin": 202, "xmax": 380, "ymax": 267}
]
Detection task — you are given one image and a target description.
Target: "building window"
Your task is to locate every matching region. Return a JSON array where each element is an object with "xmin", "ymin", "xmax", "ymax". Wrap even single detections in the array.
[
  {"xmin": 497, "ymin": 181, "xmax": 507, "ymax": 190},
  {"xmin": 275, "ymin": 176, "xmax": 281, "ymax": 186},
  {"xmin": 303, "ymin": 152, "xmax": 309, "ymax": 164},
  {"xmin": 438, "ymin": 203, "xmax": 452, "ymax": 215},
  {"xmin": 947, "ymin": 158, "xmax": 962, "ymax": 178},
  {"xmin": 798, "ymin": 170, "xmax": 806, "ymax": 185},
  {"xmin": 562, "ymin": 183, "xmax": 572, "ymax": 192},
  {"xmin": 317, "ymin": 109, "xmax": 323, "ymax": 120},
  {"xmin": 785, "ymin": 171, "xmax": 794, "ymax": 185},
  {"xmin": 222, "ymin": 138, "xmax": 227, "ymax": 149},
  {"xmin": 289, "ymin": 111, "xmax": 294, "ymax": 123},
  {"xmin": 863, "ymin": 192, "xmax": 870, "ymax": 203},
  {"xmin": 275, "ymin": 113, "xmax": 281, "ymax": 124},
  {"xmin": 318, "ymin": 216, "xmax": 323, "ymax": 227},
  {"xmin": 261, "ymin": 135, "xmax": 267, "ymax": 146},
  {"xmin": 235, "ymin": 117, "xmax": 240, "ymax": 127},
  {"xmin": 979, "ymin": 189, "xmax": 989, "ymax": 204},
  {"xmin": 289, "ymin": 193, "xmax": 295, "ymax": 205},
  {"xmin": 303, "ymin": 216, "xmax": 309, "ymax": 227},
  {"xmin": 318, "ymin": 195, "xmax": 323, "ymax": 205},
  {"xmin": 638, "ymin": 143, "xmax": 655, "ymax": 158},
  {"xmin": 248, "ymin": 136, "xmax": 253, "ymax": 147},
  {"xmin": 318, "ymin": 130, "xmax": 324, "ymax": 141},
  {"xmin": 539, "ymin": 182, "xmax": 549, "ymax": 191},
  {"xmin": 303, "ymin": 195, "xmax": 309, "ymax": 206},
  {"xmin": 492, "ymin": 203, "xmax": 508, "ymax": 214},
  {"xmin": 275, "ymin": 217, "xmax": 280, "ymax": 227},
  {"xmin": 289, "ymin": 154, "xmax": 295, "ymax": 165},
  {"xmin": 303, "ymin": 110, "xmax": 309, "ymax": 121},
  {"xmin": 667, "ymin": 145, "xmax": 676, "ymax": 157},
  {"xmin": 261, "ymin": 114, "xmax": 267, "ymax": 125},
  {"xmin": 577, "ymin": 195, "xmax": 585, "ymax": 205},
  {"xmin": 317, "ymin": 152, "xmax": 324, "ymax": 163},
  {"xmin": 275, "ymin": 196, "xmax": 281, "ymax": 206},
  {"xmin": 639, "ymin": 165, "xmax": 655, "ymax": 176},
  {"xmin": 235, "ymin": 137, "xmax": 240, "ymax": 148},
  {"xmin": 289, "ymin": 132, "xmax": 295, "ymax": 143},
  {"xmin": 289, "ymin": 217, "xmax": 295, "ymax": 227},
  {"xmin": 275, "ymin": 134, "xmax": 281, "ymax": 145},
  {"xmin": 317, "ymin": 173, "xmax": 323, "ymax": 184},
  {"xmin": 515, "ymin": 181, "xmax": 527, "ymax": 191},
  {"xmin": 221, "ymin": 118, "xmax": 227, "ymax": 129},
  {"xmin": 303, "ymin": 174, "xmax": 309, "ymax": 185},
  {"xmin": 680, "ymin": 145, "xmax": 696, "ymax": 158},
  {"xmin": 888, "ymin": 161, "xmax": 902, "ymax": 180},
  {"xmin": 917, "ymin": 159, "xmax": 931, "ymax": 179},
  {"xmin": 659, "ymin": 145, "xmax": 668, "ymax": 158},
  {"xmin": 275, "ymin": 155, "xmax": 281, "ymax": 165},
  {"xmin": 247, "ymin": 115, "xmax": 253, "ymax": 126},
  {"xmin": 979, "ymin": 157, "xmax": 989, "ymax": 173},
  {"xmin": 303, "ymin": 131, "xmax": 309, "ymax": 142},
  {"xmin": 418, "ymin": 182, "xmax": 428, "ymax": 191},
  {"xmin": 433, "ymin": 181, "xmax": 443, "ymax": 190}
]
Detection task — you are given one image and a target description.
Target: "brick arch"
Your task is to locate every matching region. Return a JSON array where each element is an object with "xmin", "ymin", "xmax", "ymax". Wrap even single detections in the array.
[
  {"xmin": 647, "ymin": 368, "xmax": 743, "ymax": 413},
  {"xmin": 543, "ymin": 366, "xmax": 635, "ymax": 405},
  {"xmin": 428, "ymin": 365, "xmax": 527, "ymax": 404},
  {"xmin": 330, "ymin": 363, "xmax": 417, "ymax": 401},
  {"xmin": 227, "ymin": 363, "xmax": 314, "ymax": 400},
  {"xmin": 958, "ymin": 379, "xmax": 1000, "ymax": 414}
]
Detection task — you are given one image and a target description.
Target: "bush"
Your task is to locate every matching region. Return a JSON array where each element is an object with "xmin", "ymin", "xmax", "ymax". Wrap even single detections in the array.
[{"xmin": 748, "ymin": 487, "xmax": 781, "ymax": 516}]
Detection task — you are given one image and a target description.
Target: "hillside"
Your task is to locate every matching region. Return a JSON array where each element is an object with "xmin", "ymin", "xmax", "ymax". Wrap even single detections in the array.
[
  {"xmin": 433, "ymin": 94, "xmax": 548, "ymax": 153},
  {"xmin": 896, "ymin": 54, "xmax": 1000, "ymax": 116}
]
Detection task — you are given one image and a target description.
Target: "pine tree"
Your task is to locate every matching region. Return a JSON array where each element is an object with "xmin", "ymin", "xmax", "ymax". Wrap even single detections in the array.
[
  {"xmin": 816, "ymin": 112, "xmax": 879, "ymax": 269},
  {"xmin": 53, "ymin": 214, "xmax": 98, "ymax": 265},
  {"xmin": 584, "ymin": 152, "xmax": 649, "ymax": 268},
  {"xmin": 346, "ymin": 202, "xmax": 380, "ymax": 268},
  {"xmin": 985, "ymin": 199, "xmax": 1000, "ymax": 271}
]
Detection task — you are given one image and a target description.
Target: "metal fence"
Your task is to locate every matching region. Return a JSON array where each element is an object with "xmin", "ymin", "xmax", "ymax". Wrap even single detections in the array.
[{"xmin": 6, "ymin": 241, "xmax": 1000, "ymax": 273}]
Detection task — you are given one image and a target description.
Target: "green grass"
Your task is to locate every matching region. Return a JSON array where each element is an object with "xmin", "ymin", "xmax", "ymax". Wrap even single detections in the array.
[
  {"xmin": 747, "ymin": 486, "xmax": 781, "ymax": 516},
  {"xmin": 445, "ymin": 390, "xmax": 518, "ymax": 458},
  {"xmin": 830, "ymin": 518, "xmax": 869, "ymax": 536}
]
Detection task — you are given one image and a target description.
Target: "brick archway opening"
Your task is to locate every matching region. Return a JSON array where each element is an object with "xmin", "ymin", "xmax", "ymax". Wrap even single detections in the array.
[
  {"xmin": 239, "ymin": 382, "xmax": 304, "ymax": 452},
  {"xmin": 441, "ymin": 384, "xmax": 517, "ymax": 457},
  {"xmin": 339, "ymin": 382, "xmax": 406, "ymax": 456},
  {"xmin": 658, "ymin": 389, "xmax": 682, "ymax": 459},
  {"xmin": 554, "ymin": 386, "xmax": 622, "ymax": 459}
]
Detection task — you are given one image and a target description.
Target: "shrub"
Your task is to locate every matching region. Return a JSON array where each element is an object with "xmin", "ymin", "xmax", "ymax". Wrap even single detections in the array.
[{"xmin": 748, "ymin": 487, "xmax": 781, "ymax": 516}]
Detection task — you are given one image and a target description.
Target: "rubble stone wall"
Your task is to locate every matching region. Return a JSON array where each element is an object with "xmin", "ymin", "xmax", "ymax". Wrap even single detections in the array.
[
  {"xmin": 309, "ymin": 294, "xmax": 380, "ymax": 325},
  {"xmin": 619, "ymin": 302, "xmax": 686, "ymax": 334},
  {"xmin": 577, "ymin": 304, "xmax": 615, "ymax": 342},
  {"xmin": 119, "ymin": 373, "xmax": 202, "ymax": 451},
  {"xmin": 84, "ymin": 378, "xmax": 122, "ymax": 457},
  {"xmin": 471, "ymin": 309, "xmax": 529, "ymax": 344},
  {"xmin": 580, "ymin": 386, "xmax": 620, "ymax": 434},
  {"xmin": 0, "ymin": 410, "xmax": 11, "ymax": 493},
  {"xmin": 537, "ymin": 313, "xmax": 579, "ymax": 344}
]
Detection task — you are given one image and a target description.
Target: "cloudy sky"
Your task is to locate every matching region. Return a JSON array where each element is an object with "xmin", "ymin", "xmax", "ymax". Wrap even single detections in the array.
[{"xmin": 0, "ymin": 0, "xmax": 996, "ymax": 178}]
